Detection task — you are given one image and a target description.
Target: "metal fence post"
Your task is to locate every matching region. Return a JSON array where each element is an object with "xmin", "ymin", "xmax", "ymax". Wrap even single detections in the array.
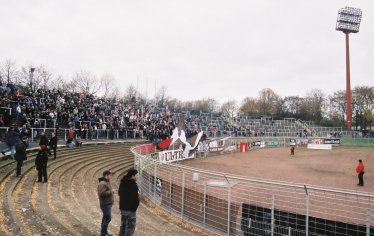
[
  {"xmin": 169, "ymin": 173, "xmax": 172, "ymax": 211},
  {"xmin": 153, "ymin": 163, "xmax": 157, "ymax": 204},
  {"xmin": 31, "ymin": 128, "xmax": 34, "ymax": 142},
  {"xmin": 227, "ymin": 184, "xmax": 231, "ymax": 236},
  {"xmin": 366, "ymin": 208, "xmax": 371, "ymax": 236},
  {"xmin": 181, "ymin": 171, "xmax": 185, "ymax": 219},
  {"xmin": 305, "ymin": 188, "xmax": 309, "ymax": 236},
  {"xmin": 138, "ymin": 154, "xmax": 143, "ymax": 195},
  {"xmin": 203, "ymin": 182, "xmax": 207, "ymax": 227},
  {"xmin": 271, "ymin": 194, "xmax": 275, "ymax": 236}
]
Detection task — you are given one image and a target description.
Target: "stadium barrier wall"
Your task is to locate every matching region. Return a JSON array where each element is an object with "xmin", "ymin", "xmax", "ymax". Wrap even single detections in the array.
[{"xmin": 132, "ymin": 139, "xmax": 374, "ymax": 236}]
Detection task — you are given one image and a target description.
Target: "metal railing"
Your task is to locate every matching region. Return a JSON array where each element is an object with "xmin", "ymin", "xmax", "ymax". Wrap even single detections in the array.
[{"xmin": 132, "ymin": 140, "xmax": 374, "ymax": 236}]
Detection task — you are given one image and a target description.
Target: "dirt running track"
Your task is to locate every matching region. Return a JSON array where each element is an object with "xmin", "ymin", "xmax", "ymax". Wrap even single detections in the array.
[{"xmin": 181, "ymin": 146, "xmax": 374, "ymax": 193}]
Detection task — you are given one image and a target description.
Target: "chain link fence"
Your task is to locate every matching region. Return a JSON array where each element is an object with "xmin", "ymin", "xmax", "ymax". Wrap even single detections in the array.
[{"xmin": 132, "ymin": 141, "xmax": 374, "ymax": 236}]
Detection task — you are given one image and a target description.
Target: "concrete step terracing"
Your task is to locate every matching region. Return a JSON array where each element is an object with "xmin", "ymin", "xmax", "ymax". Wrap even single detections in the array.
[{"xmin": 0, "ymin": 142, "xmax": 211, "ymax": 236}]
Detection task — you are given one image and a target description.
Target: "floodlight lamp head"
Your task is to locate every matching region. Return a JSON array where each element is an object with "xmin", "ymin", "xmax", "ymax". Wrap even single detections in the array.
[{"xmin": 336, "ymin": 6, "xmax": 362, "ymax": 33}]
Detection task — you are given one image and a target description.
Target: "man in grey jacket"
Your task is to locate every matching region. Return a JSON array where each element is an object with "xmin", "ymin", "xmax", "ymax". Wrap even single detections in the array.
[{"xmin": 97, "ymin": 170, "xmax": 114, "ymax": 236}]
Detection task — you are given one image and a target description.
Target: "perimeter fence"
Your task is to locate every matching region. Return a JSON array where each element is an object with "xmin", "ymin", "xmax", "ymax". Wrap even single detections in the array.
[{"xmin": 132, "ymin": 139, "xmax": 374, "ymax": 236}]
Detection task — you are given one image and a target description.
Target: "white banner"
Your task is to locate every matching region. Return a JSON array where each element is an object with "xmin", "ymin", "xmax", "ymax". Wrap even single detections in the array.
[
  {"xmin": 158, "ymin": 149, "xmax": 194, "ymax": 164},
  {"xmin": 307, "ymin": 144, "xmax": 332, "ymax": 150}
]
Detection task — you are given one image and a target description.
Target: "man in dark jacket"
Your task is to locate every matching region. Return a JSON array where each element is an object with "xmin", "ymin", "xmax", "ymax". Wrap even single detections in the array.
[
  {"xmin": 39, "ymin": 131, "xmax": 51, "ymax": 156},
  {"xmin": 118, "ymin": 168, "xmax": 139, "ymax": 236},
  {"xmin": 14, "ymin": 136, "xmax": 29, "ymax": 177},
  {"xmin": 97, "ymin": 170, "xmax": 114, "ymax": 236},
  {"xmin": 35, "ymin": 145, "xmax": 48, "ymax": 182},
  {"xmin": 20, "ymin": 123, "xmax": 32, "ymax": 139},
  {"xmin": 2, "ymin": 126, "xmax": 19, "ymax": 159},
  {"xmin": 49, "ymin": 132, "xmax": 58, "ymax": 159}
]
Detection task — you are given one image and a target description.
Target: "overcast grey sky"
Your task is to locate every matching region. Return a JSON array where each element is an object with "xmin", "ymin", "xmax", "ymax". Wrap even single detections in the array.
[{"xmin": 1, "ymin": 0, "xmax": 373, "ymax": 104}]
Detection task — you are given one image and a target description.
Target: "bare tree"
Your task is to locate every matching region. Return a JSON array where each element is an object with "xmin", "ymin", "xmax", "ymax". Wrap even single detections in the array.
[
  {"xmin": 352, "ymin": 86, "xmax": 374, "ymax": 130},
  {"xmin": 165, "ymin": 98, "xmax": 182, "ymax": 111},
  {"xmin": 327, "ymin": 91, "xmax": 346, "ymax": 124},
  {"xmin": 185, "ymin": 98, "xmax": 218, "ymax": 113},
  {"xmin": 100, "ymin": 73, "xmax": 116, "ymax": 98},
  {"xmin": 220, "ymin": 100, "xmax": 238, "ymax": 118},
  {"xmin": 1, "ymin": 59, "xmax": 19, "ymax": 84},
  {"xmin": 38, "ymin": 65, "xmax": 54, "ymax": 90},
  {"xmin": 60, "ymin": 79, "xmax": 78, "ymax": 93},
  {"xmin": 110, "ymin": 87, "xmax": 121, "ymax": 100},
  {"xmin": 283, "ymin": 96, "xmax": 303, "ymax": 117},
  {"xmin": 124, "ymin": 84, "xmax": 137, "ymax": 103},
  {"xmin": 156, "ymin": 85, "xmax": 168, "ymax": 107},
  {"xmin": 303, "ymin": 89, "xmax": 325, "ymax": 123},
  {"xmin": 205, "ymin": 98, "xmax": 219, "ymax": 113},
  {"xmin": 51, "ymin": 75, "xmax": 66, "ymax": 91},
  {"xmin": 240, "ymin": 97, "xmax": 259, "ymax": 115},
  {"xmin": 182, "ymin": 101, "xmax": 193, "ymax": 110},
  {"xmin": 17, "ymin": 65, "xmax": 55, "ymax": 93},
  {"xmin": 73, "ymin": 70, "xmax": 101, "ymax": 95},
  {"xmin": 19, "ymin": 64, "xmax": 40, "ymax": 93},
  {"xmin": 257, "ymin": 88, "xmax": 282, "ymax": 116}
]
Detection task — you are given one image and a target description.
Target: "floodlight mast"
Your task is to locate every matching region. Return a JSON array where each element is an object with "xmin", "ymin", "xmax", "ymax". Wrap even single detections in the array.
[{"xmin": 336, "ymin": 6, "xmax": 362, "ymax": 130}]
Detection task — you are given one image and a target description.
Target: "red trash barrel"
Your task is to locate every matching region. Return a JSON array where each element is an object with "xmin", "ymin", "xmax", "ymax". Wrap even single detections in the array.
[{"xmin": 240, "ymin": 142, "xmax": 248, "ymax": 152}]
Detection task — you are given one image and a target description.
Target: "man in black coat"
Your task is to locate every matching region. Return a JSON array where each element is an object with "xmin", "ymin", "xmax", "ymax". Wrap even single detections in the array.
[
  {"xmin": 39, "ymin": 131, "xmax": 52, "ymax": 156},
  {"xmin": 35, "ymin": 145, "xmax": 48, "ymax": 182},
  {"xmin": 118, "ymin": 168, "xmax": 139, "ymax": 236},
  {"xmin": 2, "ymin": 126, "xmax": 19, "ymax": 159},
  {"xmin": 49, "ymin": 132, "xmax": 58, "ymax": 159},
  {"xmin": 14, "ymin": 136, "xmax": 29, "ymax": 177}
]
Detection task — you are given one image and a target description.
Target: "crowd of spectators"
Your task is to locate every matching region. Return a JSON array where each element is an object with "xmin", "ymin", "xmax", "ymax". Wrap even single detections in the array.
[
  {"xmin": 1, "ymin": 82, "xmax": 217, "ymax": 143},
  {"xmin": 2, "ymin": 81, "xmax": 358, "ymax": 143}
]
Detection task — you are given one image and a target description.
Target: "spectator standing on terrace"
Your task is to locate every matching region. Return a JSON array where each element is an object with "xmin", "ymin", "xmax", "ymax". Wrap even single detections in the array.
[
  {"xmin": 39, "ymin": 131, "xmax": 51, "ymax": 156},
  {"xmin": 68, "ymin": 126, "xmax": 74, "ymax": 141},
  {"xmin": 49, "ymin": 132, "xmax": 58, "ymax": 159},
  {"xmin": 2, "ymin": 126, "xmax": 18, "ymax": 159},
  {"xmin": 97, "ymin": 170, "xmax": 114, "ymax": 236},
  {"xmin": 20, "ymin": 124, "xmax": 32, "ymax": 138},
  {"xmin": 39, "ymin": 131, "xmax": 48, "ymax": 146},
  {"xmin": 88, "ymin": 124, "xmax": 93, "ymax": 140},
  {"xmin": 67, "ymin": 126, "xmax": 74, "ymax": 147},
  {"xmin": 356, "ymin": 160, "xmax": 365, "ymax": 187},
  {"xmin": 15, "ymin": 136, "xmax": 29, "ymax": 177},
  {"xmin": 118, "ymin": 168, "xmax": 139, "ymax": 236},
  {"xmin": 35, "ymin": 145, "xmax": 48, "ymax": 182},
  {"xmin": 76, "ymin": 126, "xmax": 83, "ymax": 147}
]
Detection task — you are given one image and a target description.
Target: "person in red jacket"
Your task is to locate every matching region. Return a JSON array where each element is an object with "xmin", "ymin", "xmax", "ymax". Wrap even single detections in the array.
[
  {"xmin": 290, "ymin": 145, "xmax": 295, "ymax": 156},
  {"xmin": 356, "ymin": 159, "xmax": 365, "ymax": 187}
]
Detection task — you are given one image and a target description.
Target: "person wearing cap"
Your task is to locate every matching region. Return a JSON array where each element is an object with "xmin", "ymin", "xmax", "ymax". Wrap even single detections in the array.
[
  {"xmin": 118, "ymin": 168, "xmax": 139, "ymax": 236},
  {"xmin": 97, "ymin": 170, "xmax": 114, "ymax": 236},
  {"xmin": 35, "ymin": 145, "xmax": 49, "ymax": 182}
]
